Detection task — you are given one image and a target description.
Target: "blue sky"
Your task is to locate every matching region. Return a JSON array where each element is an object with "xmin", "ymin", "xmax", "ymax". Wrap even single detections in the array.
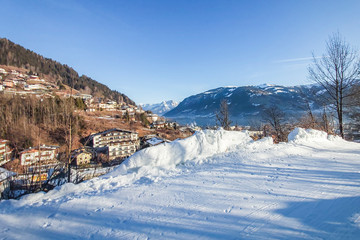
[{"xmin": 1, "ymin": 0, "xmax": 360, "ymax": 104}]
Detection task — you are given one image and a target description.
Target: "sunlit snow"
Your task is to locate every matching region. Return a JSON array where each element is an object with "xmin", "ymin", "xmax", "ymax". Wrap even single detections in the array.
[{"xmin": 0, "ymin": 129, "xmax": 359, "ymax": 239}]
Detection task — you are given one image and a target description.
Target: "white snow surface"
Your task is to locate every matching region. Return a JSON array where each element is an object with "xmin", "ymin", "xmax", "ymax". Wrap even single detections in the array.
[
  {"xmin": 1, "ymin": 128, "xmax": 360, "ymax": 239},
  {"xmin": 288, "ymin": 128, "xmax": 330, "ymax": 143}
]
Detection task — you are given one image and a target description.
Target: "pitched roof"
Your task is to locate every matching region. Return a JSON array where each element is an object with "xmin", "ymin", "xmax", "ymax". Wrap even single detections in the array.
[
  {"xmin": 0, "ymin": 139, "xmax": 9, "ymax": 144},
  {"xmin": 19, "ymin": 145, "xmax": 59, "ymax": 154},
  {"xmin": 90, "ymin": 128, "xmax": 137, "ymax": 138}
]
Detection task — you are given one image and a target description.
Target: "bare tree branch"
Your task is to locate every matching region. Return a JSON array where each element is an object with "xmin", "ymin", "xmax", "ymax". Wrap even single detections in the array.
[{"xmin": 308, "ymin": 32, "xmax": 360, "ymax": 138}]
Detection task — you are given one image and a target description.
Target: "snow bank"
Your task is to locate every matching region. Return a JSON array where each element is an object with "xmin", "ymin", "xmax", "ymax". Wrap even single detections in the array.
[
  {"xmin": 288, "ymin": 128, "xmax": 342, "ymax": 143},
  {"xmin": 116, "ymin": 129, "xmax": 253, "ymax": 174}
]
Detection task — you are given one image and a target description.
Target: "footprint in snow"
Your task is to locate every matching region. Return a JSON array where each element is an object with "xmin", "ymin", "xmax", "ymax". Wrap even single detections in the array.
[
  {"xmin": 42, "ymin": 222, "xmax": 51, "ymax": 228},
  {"xmin": 47, "ymin": 213, "xmax": 57, "ymax": 218},
  {"xmin": 224, "ymin": 206, "xmax": 234, "ymax": 213},
  {"xmin": 94, "ymin": 208, "xmax": 104, "ymax": 212}
]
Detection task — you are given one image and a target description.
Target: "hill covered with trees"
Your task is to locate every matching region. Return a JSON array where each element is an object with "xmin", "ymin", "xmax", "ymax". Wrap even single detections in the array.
[{"xmin": 0, "ymin": 38, "xmax": 135, "ymax": 105}]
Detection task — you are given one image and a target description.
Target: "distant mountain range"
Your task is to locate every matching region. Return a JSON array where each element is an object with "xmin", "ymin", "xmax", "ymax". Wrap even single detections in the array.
[
  {"xmin": 0, "ymin": 38, "xmax": 135, "ymax": 105},
  {"xmin": 165, "ymin": 84, "xmax": 326, "ymax": 126},
  {"xmin": 140, "ymin": 100, "xmax": 179, "ymax": 116}
]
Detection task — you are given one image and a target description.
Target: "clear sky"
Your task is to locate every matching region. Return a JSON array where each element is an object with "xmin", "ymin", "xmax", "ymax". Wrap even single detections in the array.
[{"xmin": 1, "ymin": 0, "xmax": 360, "ymax": 104}]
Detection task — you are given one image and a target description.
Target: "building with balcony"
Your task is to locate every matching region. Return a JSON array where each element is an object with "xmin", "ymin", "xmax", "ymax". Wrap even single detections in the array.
[
  {"xmin": 0, "ymin": 140, "xmax": 12, "ymax": 166},
  {"xmin": 19, "ymin": 145, "xmax": 59, "ymax": 166},
  {"xmin": 88, "ymin": 128, "xmax": 139, "ymax": 160}
]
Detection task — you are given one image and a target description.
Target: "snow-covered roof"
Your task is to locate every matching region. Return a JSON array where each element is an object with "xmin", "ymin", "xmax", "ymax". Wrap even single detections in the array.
[
  {"xmin": 146, "ymin": 137, "xmax": 168, "ymax": 146},
  {"xmin": 0, "ymin": 139, "xmax": 9, "ymax": 144},
  {"xmin": 19, "ymin": 145, "xmax": 59, "ymax": 154},
  {"xmin": 90, "ymin": 128, "xmax": 137, "ymax": 138},
  {"xmin": 0, "ymin": 167, "xmax": 16, "ymax": 182}
]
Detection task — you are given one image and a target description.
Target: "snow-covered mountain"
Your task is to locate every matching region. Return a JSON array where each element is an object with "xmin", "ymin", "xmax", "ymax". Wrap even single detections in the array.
[
  {"xmin": 1, "ymin": 128, "xmax": 360, "ymax": 239},
  {"xmin": 165, "ymin": 84, "xmax": 326, "ymax": 125},
  {"xmin": 140, "ymin": 100, "xmax": 179, "ymax": 115}
]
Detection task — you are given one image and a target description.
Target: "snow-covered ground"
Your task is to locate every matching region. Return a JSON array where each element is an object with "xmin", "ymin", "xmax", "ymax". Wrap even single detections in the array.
[{"xmin": 1, "ymin": 128, "xmax": 360, "ymax": 239}]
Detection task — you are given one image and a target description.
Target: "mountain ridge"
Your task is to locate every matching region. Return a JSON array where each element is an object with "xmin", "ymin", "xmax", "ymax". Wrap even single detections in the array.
[
  {"xmin": 140, "ymin": 100, "xmax": 179, "ymax": 115},
  {"xmin": 165, "ymin": 84, "xmax": 325, "ymax": 125}
]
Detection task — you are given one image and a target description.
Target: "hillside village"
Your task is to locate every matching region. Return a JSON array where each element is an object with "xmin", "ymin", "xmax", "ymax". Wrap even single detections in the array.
[{"xmin": 0, "ymin": 65, "xmax": 200, "ymax": 199}]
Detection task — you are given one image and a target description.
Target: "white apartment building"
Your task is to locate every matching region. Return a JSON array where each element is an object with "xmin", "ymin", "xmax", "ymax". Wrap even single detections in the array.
[
  {"xmin": 89, "ymin": 129, "xmax": 139, "ymax": 160},
  {"xmin": 19, "ymin": 145, "xmax": 59, "ymax": 166}
]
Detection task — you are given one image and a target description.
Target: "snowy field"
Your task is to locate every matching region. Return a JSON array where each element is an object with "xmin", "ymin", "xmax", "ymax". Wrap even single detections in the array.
[{"xmin": 0, "ymin": 128, "xmax": 360, "ymax": 239}]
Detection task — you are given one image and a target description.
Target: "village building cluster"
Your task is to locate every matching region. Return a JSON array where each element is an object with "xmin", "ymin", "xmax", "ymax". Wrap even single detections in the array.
[
  {"xmin": 0, "ymin": 67, "xmax": 196, "ymax": 199},
  {"xmin": 0, "ymin": 67, "xmax": 174, "ymax": 130},
  {"xmin": 0, "ymin": 68, "xmax": 57, "ymax": 97},
  {"xmin": 0, "ymin": 127, "xmax": 176, "ymax": 199}
]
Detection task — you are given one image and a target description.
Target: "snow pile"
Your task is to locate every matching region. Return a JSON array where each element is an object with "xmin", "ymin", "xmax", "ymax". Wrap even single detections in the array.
[
  {"xmin": 117, "ymin": 129, "xmax": 252, "ymax": 173},
  {"xmin": 288, "ymin": 128, "xmax": 338, "ymax": 143}
]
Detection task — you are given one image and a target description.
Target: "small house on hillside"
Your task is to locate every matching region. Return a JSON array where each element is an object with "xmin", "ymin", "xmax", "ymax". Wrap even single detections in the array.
[
  {"xmin": 3, "ymin": 80, "xmax": 14, "ymax": 88},
  {"xmin": 0, "ymin": 68, "xmax": 7, "ymax": 74},
  {"xmin": 24, "ymin": 84, "xmax": 47, "ymax": 91},
  {"xmin": 10, "ymin": 70, "xmax": 20, "ymax": 76},
  {"xmin": 71, "ymin": 148, "xmax": 94, "ymax": 166},
  {"xmin": 29, "ymin": 75, "xmax": 39, "ymax": 80},
  {"xmin": 146, "ymin": 137, "xmax": 170, "ymax": 147},
  {"xmin": 0, "ymin": 139, "xmax": 12, "ymax": 166},
  {"xmin": 151, "ymin": 121, "xmax": 166, "ymax": 129},
  {"xmin": 166, "ymin": 121, "xmax": 179, "ymax": 129},
  {"xmin": 147, "ymin": 114, "xmax": 159, "ymax": 122},
  {"xmin": 12, "ymin": 79, "xmax": 26, "ymax": 86}
]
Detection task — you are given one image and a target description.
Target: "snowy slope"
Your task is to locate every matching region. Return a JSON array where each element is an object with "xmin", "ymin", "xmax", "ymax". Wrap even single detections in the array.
[
  {"xmin": 1, "ymin": 129, "xmax": 360, "ymax": 239},
  {"xmin": 140, "ymin": 100, "xmax": 179, "ymax": 115}
]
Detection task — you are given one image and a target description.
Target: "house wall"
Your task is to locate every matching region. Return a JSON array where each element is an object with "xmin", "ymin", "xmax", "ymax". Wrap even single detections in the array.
[
  {"xmin": 0, "ymin": 141, "xmax": 11, "ymax": 165},
  {"xmin": 92, "ymin": 130, "xmax": 139, "ymax": 148},
  {"xmin": 91, "ymin": 129, "xmax": 139, "ymax": 160},
  {"xmin": 108, "ymin": 144, "xmax": 137, "ymax": 160},
  {"xmin": 76, "ymin": 153, "xmax": 91, "ymax": 165},
  {"xmin": 20, "ymin": 149, "xmax": 56, "ymax": 166}
]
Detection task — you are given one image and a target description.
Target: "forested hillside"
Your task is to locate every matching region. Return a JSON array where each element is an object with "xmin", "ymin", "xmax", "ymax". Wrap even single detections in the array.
[{"xmin": 0, "ymin": 38, "xmax": 135, "ymax": 105}]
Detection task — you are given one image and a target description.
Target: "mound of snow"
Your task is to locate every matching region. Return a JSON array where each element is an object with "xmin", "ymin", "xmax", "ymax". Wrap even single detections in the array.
[
  {"xmin": 17, "ymin": 129, "xmax": 254, "ymax": 203},
  {"xmin": 288, "ymin": 128, "xmax": 342, "ymax": 143},
  {"xmin": 117, "ymin": 129, "xmax": 252, "ymax": 173}
]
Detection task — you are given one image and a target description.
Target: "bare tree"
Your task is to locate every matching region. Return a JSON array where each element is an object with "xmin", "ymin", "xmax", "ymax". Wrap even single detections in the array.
[
  {"xmin": 263, "ymin": 106, "xmax": 286, "ymax": 142},
  {"xmin": 216, "ymin": 100, "xmax": 232, "ymax": 130},
  {"xmin": 308, "ymin": 32, "xmax": 360, "ymax": 138}
]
